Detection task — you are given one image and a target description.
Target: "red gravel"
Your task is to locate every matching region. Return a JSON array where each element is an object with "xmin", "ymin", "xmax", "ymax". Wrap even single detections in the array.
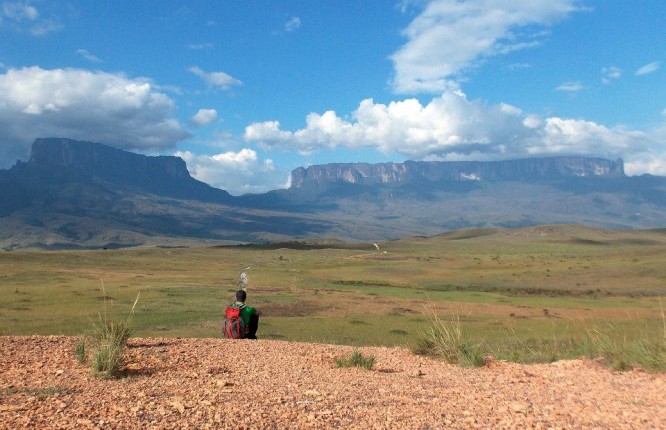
[{"xmin": 1, "ymin": 336, "xmax": 664, "ymax": 429}]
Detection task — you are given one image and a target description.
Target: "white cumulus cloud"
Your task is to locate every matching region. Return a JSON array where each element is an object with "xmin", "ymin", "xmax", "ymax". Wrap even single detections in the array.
[
  {"xmin": 391, "ymin": 0, "xmax": 581, "ymax": 93},
  {"xmin": 629, "ymin": 123, "xmax": 666, "ymax": 176},
  {"xmin": 245, "ymin": 91, "xmax": 527, "ymax": 158},
  {"xmin": 534, "ymin": 118, "xmax": 648, "ymax": 155},
  {"xmin": 624, "ymin": 126, "xmax": 666, "ymax": 176},
  {"xmin": 0, "ymin": 66, "xmax": 190, "ymax": 168},
  {"xmin": 176, "ymin": 149, "xmax": 287, "ymax": 195},
  {"xmin": 625, "ymin": 159, "xmax": 666, "ymax": 176},
  {"xmin": 244, "ymin": 90, "xmax": 656, "ymax": 167},
  {"xmin": 189, "ymin": 108, "xmax": 218, "ymax": 127},
  {"xmin": 188, "ymin": 66, "xmax": 242, "ymax": 90}
]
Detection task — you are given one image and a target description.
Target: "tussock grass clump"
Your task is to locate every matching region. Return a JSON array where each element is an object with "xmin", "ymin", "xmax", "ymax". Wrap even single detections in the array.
[
  {"xmin": 564, "ymin": 303, "xmax": 666, "ymax": 371},
  {"xmin": 74, "ymin": 338, "xmax": 86, "ymax": 364},
  {"xmin": 77, "ymin": 279, "xmax": 139, "ymax": 379},
  {"xmin": 413, "ymin": 305, "xmax": 666, "ymax": 371},
  {"xmin": 87, "ymin": 314, "xmax": 134, "ymax": 378},
  {"xmin": 581, "ymin": 321, "xmax": 666, "ymax": 371},
  {"xmin": 413, "ymin": 307, "xmax": 484, "ymax": 367},
  {"xmin": 335, "ymin": 350, "xmax": 376, "ymax": 370}
]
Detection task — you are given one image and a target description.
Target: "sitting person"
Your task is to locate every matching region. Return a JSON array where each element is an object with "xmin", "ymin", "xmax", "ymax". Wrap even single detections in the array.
[{"xmin": 232, "ymin": 289, "xmax": 261, "ymax": 339}]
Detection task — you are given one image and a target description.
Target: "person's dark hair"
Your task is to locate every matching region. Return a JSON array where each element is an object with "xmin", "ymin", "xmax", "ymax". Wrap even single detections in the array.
[{"xmin": 235, "ymin": 290, "xmax": 247, "ymax": 302}]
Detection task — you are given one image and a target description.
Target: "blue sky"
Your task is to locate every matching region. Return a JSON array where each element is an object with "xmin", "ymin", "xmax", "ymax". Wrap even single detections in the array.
[{"xmin": 0, "ymin": 0, "xmax": 664, "ymax": 195}]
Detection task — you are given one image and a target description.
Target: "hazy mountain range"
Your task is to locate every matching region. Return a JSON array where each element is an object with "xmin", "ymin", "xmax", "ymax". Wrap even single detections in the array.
[{"xmin": 1, "ymin": 138, "xmax": 665, "ymax": 250}]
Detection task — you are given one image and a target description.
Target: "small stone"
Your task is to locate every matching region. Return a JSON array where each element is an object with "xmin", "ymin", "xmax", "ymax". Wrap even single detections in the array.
[
  {"xmin": 112, "ymin": 405, "xmax": 127, "ymax": 413},
  {"xmin": 408, "ymin": 368, "xmax": 424, "ymax": 377},
  {"xmin": 215, "ymin": 379, "xmax": 233, "ymax": 387},
  {"xmin": 172, "ymin": 401, "xmax": 185, "ymax": 414},
  {"xmin": 510, "ymin": 402, "xmax": 527, "ymax": 414}
]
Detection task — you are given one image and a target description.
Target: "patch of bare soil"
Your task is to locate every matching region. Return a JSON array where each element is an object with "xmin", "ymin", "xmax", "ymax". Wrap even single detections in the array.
[{"xmin": 1, "ymin": 336, "xmax": 664, "ymax": 429}]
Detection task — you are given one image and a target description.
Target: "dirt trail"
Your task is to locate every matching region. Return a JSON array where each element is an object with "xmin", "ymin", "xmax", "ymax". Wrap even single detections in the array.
[{"xmin": 1, "ymin": 336, "xmax": 664, "ymax": 429}]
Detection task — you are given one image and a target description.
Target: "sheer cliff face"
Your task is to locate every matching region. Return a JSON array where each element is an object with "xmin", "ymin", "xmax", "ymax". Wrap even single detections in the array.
[
  {"xmin": 290, "ymin": 163, "xmax": 410, "ymax": 188},
  {"xmin": 29, "ymin": 137, "xmax": 190, "ymax": 182},
  {"xmin": 18, "ymin": 137, "xmax": 230, "ymax": 202},
  {"xmin": 290, "ymin": 157, "xmax": 625, "ymax": 188}
]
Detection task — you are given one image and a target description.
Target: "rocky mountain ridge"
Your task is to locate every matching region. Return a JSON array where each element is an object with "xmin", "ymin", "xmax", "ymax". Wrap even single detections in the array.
[
  {"xmin": 1, "ymin": 138, "xmax": 665, "ymax": 249},
  {"xmin": 290, "ymin": 157, "xmax": 625, "ymax": 189},
  {"xmin": 11, "ymin": 138, "xmax": 231, "ymax": 203}
]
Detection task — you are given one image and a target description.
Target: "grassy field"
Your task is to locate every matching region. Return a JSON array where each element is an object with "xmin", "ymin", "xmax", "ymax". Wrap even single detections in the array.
[{"xmin": 1, "ymin": 225, "xmax": 665, "ymax": 368}]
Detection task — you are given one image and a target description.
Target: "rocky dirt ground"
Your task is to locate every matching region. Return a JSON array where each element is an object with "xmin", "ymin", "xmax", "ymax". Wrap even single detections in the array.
[{"xmin": 1, "ymin": 336, "xmax": 665, "ymax": 429}]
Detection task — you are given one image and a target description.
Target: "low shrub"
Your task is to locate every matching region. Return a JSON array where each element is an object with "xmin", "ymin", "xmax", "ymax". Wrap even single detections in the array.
[{"xmin": 335, "ymin": 350, "xmax": 376, "ymax": 370}]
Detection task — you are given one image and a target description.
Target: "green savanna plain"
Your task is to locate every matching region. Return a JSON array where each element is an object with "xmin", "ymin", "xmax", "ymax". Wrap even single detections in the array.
[{"xmin": 1, "ymin": 225, "xmax": 665, "ymax": 365}]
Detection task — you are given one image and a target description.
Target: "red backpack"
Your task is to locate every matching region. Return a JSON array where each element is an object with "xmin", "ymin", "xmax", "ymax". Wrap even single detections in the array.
[{"xmin": 223, "ymin": 304, "xmax": 247, "ymax": 339}]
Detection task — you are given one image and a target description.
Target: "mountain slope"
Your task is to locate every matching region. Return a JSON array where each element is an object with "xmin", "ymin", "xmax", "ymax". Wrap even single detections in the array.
[
  {"xmin": 0, "ymin": 138, "xmax": 330, "ymax": 249},
  {"xmin": 5, "ymin": 137, "xmax": 233, "ymax": 204},
  {"xmin": 258, "ymin": 159, "xmax": 666, "ymax": 238},
  {"xmin": 1, "ymin": 138, "xmax": 666, "ymax": 249}
]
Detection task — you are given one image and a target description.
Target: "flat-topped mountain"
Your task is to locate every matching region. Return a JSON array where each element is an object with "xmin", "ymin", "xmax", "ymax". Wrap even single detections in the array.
[
  {"xmin": 289, "ymin": 157, "xmax": 625, "ymax": 189},
  {"xmin": 0, "ymin": 138, "xmax": 328, "ymax": 249},
  {"xmin": 1, "ymin": 138, "xmax": 665, "ymax": 249},
  {"xmin": 11, "ymin": 137, "xmax": 231, "ymax": 203}
]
